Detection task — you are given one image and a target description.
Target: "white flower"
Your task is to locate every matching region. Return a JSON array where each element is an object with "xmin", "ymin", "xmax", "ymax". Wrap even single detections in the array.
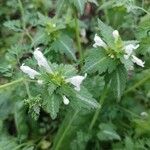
[
  {"xmin": 37, "ymin": 80, "xmax": 43, "ymax": 85},
  {"xmin": 140, "ymin": 112, "xmax": 148, "ymax": 117},
  {"xmin": 112, "ymin": 30, "xmax": 119, "ymax": 40},
  {"xmin": 132, "ymin": 55, "xmax": 145, "ymax": 67},
  {"xmin": 80, "ymin": 28, "xmax": 86, "ymax": 38},
  {"xmin": 123, "ymin": 44, "xmax": 144, "ymax": 68},
  {"xmin": 66, "ymin": 73, "xmax": 87, "ymax": 91},
  {"xmin": 62, "ymin": 95, "xmax": 70, "ymax": 105},
  {"xmin": 124, "ymin": 44, "xmax": 139, "ymax": 59},
  {"xmin": 20, "ymin": 64, "xmax": 40, "ymax": 79},
  {"xmin": 93, "ymin": 34, "xmax": 107, "ymax": 49},
  {"xmin": 33, "ymin": 48, "xmax": 53, "ymax": 73}
]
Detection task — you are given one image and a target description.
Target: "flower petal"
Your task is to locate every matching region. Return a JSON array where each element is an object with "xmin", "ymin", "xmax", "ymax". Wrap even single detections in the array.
[
  {"xmin": 37, "ymin": 80, "xmax": 43, "ymax": 85},
  {"xmin": 140, "ymin": 112, "xmax": 148, "ymax": 117},
  {"xmin": 112, "ymin": 30, "xmax": 119, "ymax": 40},
  {"xmin": 132, "ymin": 55, "xmax": 145, "ymax": 67},
  {"xmin": 124, "ymin": 44, "xmax": 139, "ymax": 59},
  {"xmin": 62, "ymin": 95, "xmax": 70, "ymax": 105},
  {"xmin": 33, "ymin": 48, "xmax": 53, "ymax": 73},
  {"xmin": 20, "ymin": 64, "xmax": 40, "ymax": 79},
  {"xmin": 93, "ymin": 34, "xmax": 107, "ymax": 49},
  {"xmin": 66, "ymin": 73, "xmax": 87, "ymax": 91}
]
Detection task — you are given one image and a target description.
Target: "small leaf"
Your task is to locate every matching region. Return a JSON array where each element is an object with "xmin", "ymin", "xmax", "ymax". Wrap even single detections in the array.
[
  {"xmin": 125, "ymin": 137, "xmax": 134, "ymax": 150},
  {"xmin": 97, "ymin": 123, "xmax": 121, "ymax": 141},
  {"xmin": 45, "ymin": 94, "xmax": 60, "ymax": 119},
  {"xmin": 110, "ymin": 65, "xmax": 127, "ymax": 101},
  {"xmin": 76, "ymin": 87, "xmax": 100, "ymax": 109},
  {"xmin": 98, "ymin": 19, "xmax": 114, "ymax": 47},
  {"xmin": 56, "ymin": 0, "xmax": 66, "ymax": 16},
  {"xmin": 14, "ymin": 102, "xmax": 28, "ymax": 140},
  {"xmin": 52, "ymin": 34, "xmax": 77, "ymax": 61},
  {"xmin": 71, "ymin": 0, "xmax": 87, "ymax": 14},
  {"xmin": 3, "ymin": 20, "xmax": 22, "ymax": 32},
  {"xmin": 83, "ymin": 49, "xmax": 116, "ymax": 74}
]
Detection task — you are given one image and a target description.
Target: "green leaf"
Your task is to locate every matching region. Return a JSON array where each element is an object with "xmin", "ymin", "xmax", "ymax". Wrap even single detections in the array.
[
  {"xmin": 98, "ymin": 19, "xmax": 114, "ymax": 47},
  {"xmin": 56, "ymin": 0, "xmax": 66, "ymax": 16},
  {"xmin": 136, "ymin": 15, "xmax": 150, "ymax": 55},
  {"xmin": 110, "ymin": 65, "xmax": 127, "ymax": 101},
  {"xmin": 45, "ymin": 94, "xmax": 60, "ymax": 119},
  {"xmin": 3, "ymin": 20, "xmax": 22, "ymax": 32},
  {"xmin": 71, "ymin": 131, "xmax": 90, "ymax": 150},
  {"xmin": 47, "ymin": 83, "xmax": 57, "ymax": 95},
  {"xmin": 97, "ymin": 123, "xmax": 121, "ymax": 141},
  {"xmin": 0, "ymin": 136, "xmax": 18, "ymax": 150},
  {"xmin": 14, "ymin": 102, "xmax": 28, "ymax": 140},
  {"xmin": 0, "ymin": 135, "xmax": 34, "ymax": 150},
  {"xmin": 125, "ymin": 137, "xmax": 134, "ymax": 150},
  {"xmin": 52, "ymin": 34, "xmax": 77, "ymax": 61},
  {"xmin": 24, "ymin": 95, "xmax": 42, "ymax": 120},
  {"xmin": 75, "ymin": 87, "xmax": 100, "ymax": 109},
  {"xmin": 83, "ymin": 49, "xmax": 117, "ymax": 74},
  {"xmin": 71, "ymin": 0, "xmax": 87, "ymax": 14}
]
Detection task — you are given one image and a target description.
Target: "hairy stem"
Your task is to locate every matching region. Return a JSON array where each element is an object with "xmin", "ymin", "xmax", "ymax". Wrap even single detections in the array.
[
  {"xmin": 89, "ymin": 84, "xmax": 108, "ymax": 131},
  {"xmin": 117, "ymin": 105, "xmax": 141, "ymax": 119},
  {"xmin": 75, "ymin": 12, "xmax": 83, "ymax": 66},
  {"xmin": 55, "ymin": 109, "xmax": 79, "ymax": 150},
  {"xmin": 18, "ymin": 0, "xmax": 25, "ymax": 30},
  {"xmin": 18, "ymin": 0, "xmax": 33, "ymax": 43},
  {"xmin": 124, "ymin": 73, "xmax": 150, "ymax": 94},
  {"xmin": 24, "ymin": 81, "xmax": 31, "ymax": 98},
  {"xmin": 0, "ymin": 78, "xmax": 24, "ymax": 90},
  {"xmin": 102, "ymin": 0, "xmax": 109, "ymax": 24}
]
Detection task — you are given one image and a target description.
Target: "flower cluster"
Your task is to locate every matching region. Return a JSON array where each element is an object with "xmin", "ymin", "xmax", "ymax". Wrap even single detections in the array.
[
  {"xmin": 20, "ymin": 48, "xmax": 86, "ymax": 105},
  {"xmin": 93, "ymin": 30, "xmax": 145, "ymax": 68}
]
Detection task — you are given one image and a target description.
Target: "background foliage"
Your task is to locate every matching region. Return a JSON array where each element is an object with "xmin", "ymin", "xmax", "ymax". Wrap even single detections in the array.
[{"xmin": 0, "ymin": 0, "xmax": 150, "ymax": 150}]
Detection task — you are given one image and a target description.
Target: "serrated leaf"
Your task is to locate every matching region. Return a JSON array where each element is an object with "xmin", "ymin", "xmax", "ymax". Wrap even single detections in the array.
[
  {"xmin": 97, "ymin": 130, "xmax": 121, "ymax": 141},
  {"xmin": 52, "ymin": 35, "xmax": 76, "ymax": 61},
  {"xmin": 14, "ymin": 102, "xmax": 28, "ymax": 140},
  {"xmin": 125, "ymin": 137, "xmax": 134, "ymax": 150},
  {"xmin": 0, "ymin": 136, "xmax": 18, "ymax": 150},
  {"xmin": 71, "ymin": 131, "xmax": 90, "ymax": 150},
  {"xmin": 97, "ymin": 123, "xmax": 121, "ymax": 141},
  {"xmin": 98, "ymin": 19, "xmax": 114, "ymax": 47},
  {"xmin": 45, "ymin": 94, "xmax": 60, "ymax": 119},
  {"xmin": 110, "ymin": 65, "xmax": 127, "ymax": 101},
  {"xmin": 56, "ymin": 0, "xmax": 66, "ymax": 16},
  {"xmin": 3, "ymin": 20, "xmax": 22, "ymax": 32},
  {"xmin": 76, "ymin": 87, "xmax": 100, "ymax": 109},
  {"xmin": 47, "ymin": 83, "xmax": 57, "ymax": 95},
  {"xmin": 71, "ymin": 0, "xmax": 86, "ymax": 14},
  {"xmin": 120, "ymin": 57, "xmax": 134, "ymax": 70},
  {"xmin": 83, "ymin": 49, "xmax": 116, "ymax": 74}
]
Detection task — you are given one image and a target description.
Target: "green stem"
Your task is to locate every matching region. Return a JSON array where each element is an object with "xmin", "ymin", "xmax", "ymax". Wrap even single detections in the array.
[
  {"xmin": 0, "ymin": 78, "xmax": 24, "ymax": 90},
  {"xmin": 75, "ymin": 12, "xmax": 83, "ymax": 66},
  {"xmin": 55, "ymin": 109, "xmax": 79, "ymax": 150},
  {"xmin": 89, "ymin": 84, "xmax": 108, "ymax": 131},
  {"xmin": 18, "ymin": 0, "xmax": 25, "ymax": 30},
  {"xmin": 18, "ymin": 0, "xmax": 33, "ymax": 43},
  {"xmin": 25, "ymin": 30, "xmax": 34, "ymax": 42},
  {"xmin": 24, "ymin": 81, "xmax": 31, "ymax": 98},
  {"xmin": 117, "ymin": 105, "xmax": 141, "ymax": 119},
  {"xmin": 124, "ymin": 73, "xmax": 150, "ymax": 95},
  {"xmin": 102, "ymin": 0, "xmax": 109, "ymax": 24}
]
